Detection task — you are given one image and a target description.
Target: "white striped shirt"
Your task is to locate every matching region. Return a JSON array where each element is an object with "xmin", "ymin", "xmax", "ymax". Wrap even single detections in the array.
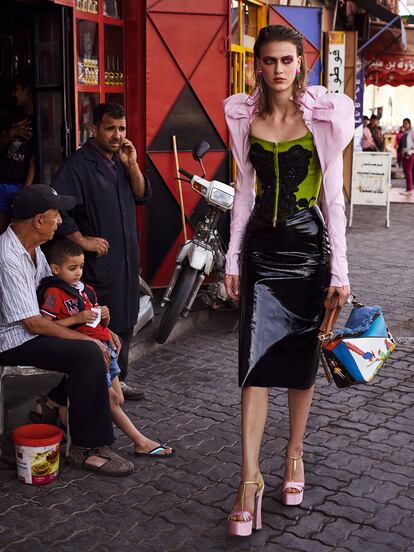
[{"xmin": 0, "ymin": 226, "xmax": 51, "ymax": 352}]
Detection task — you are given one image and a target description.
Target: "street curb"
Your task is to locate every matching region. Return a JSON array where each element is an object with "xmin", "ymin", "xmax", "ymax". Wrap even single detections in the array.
[{"xmin": 129, "ymin": 307, "xmax": 211, "ymax": 363}]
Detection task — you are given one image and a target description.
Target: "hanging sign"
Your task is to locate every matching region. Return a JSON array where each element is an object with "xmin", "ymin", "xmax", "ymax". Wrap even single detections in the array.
[
  {"xmin": 354, "ymin": 55, "xmax": 364, "ymax": 151},
  {"xmin": 365, "ymin": 54, "xmax": 414, "ymax": 87},
  {"xmin": 349, "ymin": 152, "xmax": 392, "ymax": 227},
  {"xmin": 327, "ymin": 32, "xmax": 346, "ymax": 94}
]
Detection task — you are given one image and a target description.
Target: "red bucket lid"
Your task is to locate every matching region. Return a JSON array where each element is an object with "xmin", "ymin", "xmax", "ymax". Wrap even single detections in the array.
[{"xmin": 12, "ymin": 424, "xmax": 62, "ymax": 447}]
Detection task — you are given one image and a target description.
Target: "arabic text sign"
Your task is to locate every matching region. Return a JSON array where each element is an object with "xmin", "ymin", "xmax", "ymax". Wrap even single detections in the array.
[
  {"xmin": 365, "ymin": 56, "xmax": 414, "ymax": 74},
  {"xmin": 327, "ymin": 32, "xmax": 345, "ymax": 94},
  {"xmin": 351, "ymin": 152, "xmax": 391, "ymax": 206}
]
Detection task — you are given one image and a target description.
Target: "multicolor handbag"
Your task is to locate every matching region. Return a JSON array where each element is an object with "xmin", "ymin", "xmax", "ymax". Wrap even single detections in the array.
[{"xmin": 319, "ymin": 296, "xmax": 396, "ymax": 388}]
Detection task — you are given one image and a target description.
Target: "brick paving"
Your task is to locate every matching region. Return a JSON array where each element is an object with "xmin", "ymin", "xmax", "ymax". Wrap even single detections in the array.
[{"xmin": 1, "ymin": 203, "xmax": 414, "ymax": 552}]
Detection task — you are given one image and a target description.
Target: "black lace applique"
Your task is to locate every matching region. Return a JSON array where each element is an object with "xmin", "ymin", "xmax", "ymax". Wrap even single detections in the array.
[
  {"xmin": 249, "ymin": 142, "xmax": 275, "ymax": 221},
  {"xmin": 249, "ymin": 141, "xmax": 315, "ymax": 222},
  {"xmin": 278, "ymin": 145, "xmax": 312, "ymax": 216}
]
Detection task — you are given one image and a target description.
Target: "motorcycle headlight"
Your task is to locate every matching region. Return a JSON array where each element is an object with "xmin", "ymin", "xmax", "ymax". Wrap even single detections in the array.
[{"xmin": 210, "ymin": 187, "xmax": 233, "ymax": 209}]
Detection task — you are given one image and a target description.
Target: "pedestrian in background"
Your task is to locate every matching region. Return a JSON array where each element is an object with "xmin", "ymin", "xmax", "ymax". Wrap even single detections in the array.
[
  {"xmin": 400, "ymin": 117, "xmax": 414, "ymax": 196},
  {"xmin": 0, "ymin": 71, "xmax": 35, "ymax": 233},
  {"xmin": 52, "ymin": 103, "xmax": 151, "ymax": 400},
  {"xmin": 223, "ymin": 24, "xmax": 354, "ymax": 537},
  {"xmin": 395, "ymin": 125, "xmax": 404, "ymax": 167},
  {"xmin": 362, "ymin": 115, "xmax": 377, "ymax": 152},
  {"xmin": 368, "ymin": 114, "xmax": 384, "ymax": 152}
]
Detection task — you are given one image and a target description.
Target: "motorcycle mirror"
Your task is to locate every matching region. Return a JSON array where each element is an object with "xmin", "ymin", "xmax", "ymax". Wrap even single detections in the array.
[{"xmin": 192, "ymin": 141, "xmax": 210, "ymax": 161}]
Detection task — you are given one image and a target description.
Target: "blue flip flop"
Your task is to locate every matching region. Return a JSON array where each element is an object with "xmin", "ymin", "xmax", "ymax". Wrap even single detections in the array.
[{"xmin": 134, "ymin": 443, "xmax": 176, "ymax": 458}]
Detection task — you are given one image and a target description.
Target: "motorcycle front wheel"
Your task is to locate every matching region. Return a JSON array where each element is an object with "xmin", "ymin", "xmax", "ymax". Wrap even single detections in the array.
[{"xmin": 155, "ymin": 266, "xmax": 199, "ymax": 344}]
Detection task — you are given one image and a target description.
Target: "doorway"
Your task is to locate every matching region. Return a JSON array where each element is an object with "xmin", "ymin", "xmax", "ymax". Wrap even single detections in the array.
[{"xmin": 0, "ymin": 0, "xmax": 73, "ymax": 186}]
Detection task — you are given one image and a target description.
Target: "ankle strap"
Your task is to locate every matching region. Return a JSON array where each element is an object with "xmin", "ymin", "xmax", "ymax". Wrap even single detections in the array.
[
  {"xmin": 286, "ymin": 452, "xmax": 303, "ymax": 461},
  {"xmin": 240, "ymin": 475, "xmax": 263, "ymax": 510},
  {"xmin": 286, "ymin": 452, "xmax": 303, "ymax": 481}
]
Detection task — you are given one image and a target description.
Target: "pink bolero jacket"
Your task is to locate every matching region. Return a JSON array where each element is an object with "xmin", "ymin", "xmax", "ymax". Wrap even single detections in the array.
[{"xmin": 223, "ymin": 85, "xmax": 355, "ymax": 287}]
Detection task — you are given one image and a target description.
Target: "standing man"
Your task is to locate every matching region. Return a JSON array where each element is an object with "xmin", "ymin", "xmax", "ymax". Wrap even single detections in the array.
[
  {"xmin": 368, "ymin": 114, "xmax": 385, "ymax": 152},
  {"xmin": 53, "ymin": 103, "xmax": 151, "ymax": 399},
  {"xmin": 0, "ymin": 71, "xmax": 36, "ymax": 233},
  {"xmin": 0, "ymin": 185, "xmax": 133, "ymax": 476}
]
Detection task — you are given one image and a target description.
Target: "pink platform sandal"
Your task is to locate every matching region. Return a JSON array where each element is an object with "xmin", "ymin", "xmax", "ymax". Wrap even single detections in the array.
[
  {"xmin": 228, "ymin": 474, "xmax": 265, "ymax": 537},
  {"xmin": 282, "ymin": 451, "xmax": 305, "ymax": 506}
]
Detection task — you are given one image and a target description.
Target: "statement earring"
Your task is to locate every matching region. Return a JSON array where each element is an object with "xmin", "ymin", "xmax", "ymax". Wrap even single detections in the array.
[{"xmin": 295, "ymin": 68, "xmax": 302, "ymax": 89}]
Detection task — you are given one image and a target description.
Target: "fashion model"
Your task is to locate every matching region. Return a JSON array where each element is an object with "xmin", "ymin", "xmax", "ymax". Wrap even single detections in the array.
[{"xmin": 224, "ymin": 25, "xmax": 354, "ymax": 537}]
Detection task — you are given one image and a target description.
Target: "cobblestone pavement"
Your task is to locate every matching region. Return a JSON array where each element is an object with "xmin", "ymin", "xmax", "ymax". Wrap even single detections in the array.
[{"xmin": 1, "ymin": 203, "xmax": 414, "ymax": 552}]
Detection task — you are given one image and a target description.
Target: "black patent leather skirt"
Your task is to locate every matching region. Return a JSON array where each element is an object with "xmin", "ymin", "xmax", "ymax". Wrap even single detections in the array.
[{"xmin": 239, "ymin": 206, "xmax": 331, "ymax": 389}]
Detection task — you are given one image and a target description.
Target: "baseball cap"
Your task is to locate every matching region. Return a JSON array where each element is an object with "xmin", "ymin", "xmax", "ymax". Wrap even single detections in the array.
[{"xmin": 12, "ymin": 184, "xmax": 76, "ymax": 220}]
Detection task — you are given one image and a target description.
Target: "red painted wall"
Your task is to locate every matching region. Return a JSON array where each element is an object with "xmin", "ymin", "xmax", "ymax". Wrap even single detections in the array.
[
  {"xmin": 125, "ymin": 0, "xmax": 148, "ymax": 274},
  {"xmin": 145, "ymin": 0, "xmax": 230, "ymax": 287}
]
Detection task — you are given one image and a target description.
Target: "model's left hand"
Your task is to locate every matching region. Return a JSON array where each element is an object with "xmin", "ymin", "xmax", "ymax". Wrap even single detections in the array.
[
  {"xmin": 119, "ymin": 138, "xmax": 138, "ymax": 167},
  {"xmin": 108, "ymin": 329, "xmax": 122, "ymax": 358},
  {"xmin": 326, "ymin": 285, "xmax": 351, "ymax": 308}
]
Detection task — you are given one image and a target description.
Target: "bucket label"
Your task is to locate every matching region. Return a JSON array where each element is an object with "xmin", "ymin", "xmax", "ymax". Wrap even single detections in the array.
[{"xmin": 15, "ymin": 443, "xmax": 60, "ymax": 485}]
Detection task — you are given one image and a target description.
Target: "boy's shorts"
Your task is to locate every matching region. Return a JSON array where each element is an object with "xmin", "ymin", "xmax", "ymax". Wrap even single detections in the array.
[
  {"xmin": 0, "ymin": 183, "xmax": 24, "ymax": 215},
  {"xmin": 104, "ymin": 343, "xmax": 121, "ymax": 388}
]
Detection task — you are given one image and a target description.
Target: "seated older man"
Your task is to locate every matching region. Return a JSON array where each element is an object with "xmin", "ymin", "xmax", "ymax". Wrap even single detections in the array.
[{"xmin": 0, "ymin": 185, "xmax": 133, "ymax": 476}]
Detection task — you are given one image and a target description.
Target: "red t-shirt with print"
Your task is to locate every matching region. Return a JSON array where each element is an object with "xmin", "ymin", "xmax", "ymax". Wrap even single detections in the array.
[{"xmin": 40, "ymin": 284, "xmax": 110, "ymax": 341}]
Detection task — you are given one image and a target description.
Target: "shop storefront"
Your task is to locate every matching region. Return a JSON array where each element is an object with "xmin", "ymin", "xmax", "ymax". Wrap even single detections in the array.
[
  {"xmin": 0, "ymin": 0, "xmax": 130, "ymax": 182},
  {"xmin": 0, "ymin": 1, "xmax": 70, "ymax": 187},
  {"xmin": 1, "ymin": 0, "xmax": 340, "ymax": 287},
  {"xmin": 364, "ymin": 23, "xmax": 414, "ymax": 88}
]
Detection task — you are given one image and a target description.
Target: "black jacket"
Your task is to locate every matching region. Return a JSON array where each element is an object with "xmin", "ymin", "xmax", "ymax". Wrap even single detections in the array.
[{"xmin": 52, "ymin": 139, "xmax": 151, "ymax": 333}]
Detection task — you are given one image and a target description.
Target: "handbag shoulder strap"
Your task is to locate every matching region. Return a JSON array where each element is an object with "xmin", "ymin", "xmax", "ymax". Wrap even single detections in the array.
[{"xmin": 319, "ymin": 294, "xmax": 342, "ymax": 346}]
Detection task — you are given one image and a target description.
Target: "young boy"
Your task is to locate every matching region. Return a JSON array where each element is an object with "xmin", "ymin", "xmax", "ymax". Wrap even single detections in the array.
[{"xmin": 37, "ymin": 238, "xmax": 174, "ymax": 458}]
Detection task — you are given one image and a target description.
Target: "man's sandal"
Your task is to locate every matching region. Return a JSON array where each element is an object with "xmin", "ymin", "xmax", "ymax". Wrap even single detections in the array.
[
  {"xmin": 29, "ymin": 395, "xmax": 59, "ymax": 425},
  {"xmin": 29, "ymin": 395, "xmax": 67, "ymax": 442},
  {"xmin": 67, "ymin": 445, "xmax": 134, "ymax": 477},
  {"xmin": 134, "ymin": 443, "xmax": 175, "ymax": 458}
]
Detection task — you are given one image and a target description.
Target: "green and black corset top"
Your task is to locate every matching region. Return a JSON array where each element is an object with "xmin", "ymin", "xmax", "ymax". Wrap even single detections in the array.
[{"xmin": 248, "ymin": 130, "xmax": 322, "ymax": 226}]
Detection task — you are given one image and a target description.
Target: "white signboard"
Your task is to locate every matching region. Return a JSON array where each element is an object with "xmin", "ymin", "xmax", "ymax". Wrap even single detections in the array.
[
  {"xmin": 327, "ymin": 32, "xmax": 345, "ymax": 94},
  {"xmin": 349, "ymin": 152, "xmax": 392, "ymax": 227}
]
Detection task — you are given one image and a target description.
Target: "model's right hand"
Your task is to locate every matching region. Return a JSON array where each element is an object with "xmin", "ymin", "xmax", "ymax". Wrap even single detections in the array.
[
  {"xmin": 225, "ymin": 274, "xmax": 240, "ymax": 301},
  {"xmin": 11, "ymin": 119, "xmax": 32, "ymax": 140},
  {"xmin": 75, "ymin": 310, "xmax": 98, "ymax": 324},
  {"xmin": 82, "ymin": 236, "xmax": 110, "ymax": 257}
]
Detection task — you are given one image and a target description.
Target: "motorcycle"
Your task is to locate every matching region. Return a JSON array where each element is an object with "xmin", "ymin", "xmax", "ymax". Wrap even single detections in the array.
[
  {"xmin": 155, "ymin": 141, "xmax": 234, "ymax": 344},
  {"xmin": 133, "ymin": 276, "xmax": 155, "ymax": 335}
]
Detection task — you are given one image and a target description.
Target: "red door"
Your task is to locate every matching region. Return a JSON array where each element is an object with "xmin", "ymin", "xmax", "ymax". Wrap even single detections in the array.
[{"xmin": 145, "ymin": 0, "xmax": 230, "ymax": 287}]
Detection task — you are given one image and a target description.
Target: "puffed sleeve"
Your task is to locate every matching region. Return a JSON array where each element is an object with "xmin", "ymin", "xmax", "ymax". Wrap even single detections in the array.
[
  {"xmin": 223, "ymin": 94, "xmax": 256, "ymax": 276},
  {"xmin": 309, "ymin": 91, "xmax": 355, "ymax": 287},
  {"xmin": 311, "ymin": 92, "xmax": 355, "ymax": 157}
]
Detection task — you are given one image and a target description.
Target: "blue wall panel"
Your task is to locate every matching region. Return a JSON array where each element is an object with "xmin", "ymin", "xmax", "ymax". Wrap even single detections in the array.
[
  {"xmin": 275, "ymin": 7, "xmax": 321, "ymax": 48},
  {"xmin": 272, "ymin": 6, "xmax": 322, "ymax": 86}
]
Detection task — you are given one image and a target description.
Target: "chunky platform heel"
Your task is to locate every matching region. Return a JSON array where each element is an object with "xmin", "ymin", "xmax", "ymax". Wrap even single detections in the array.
[
  {"xmin": 282, "ymin": 451, "xmax": 304, "ymax": 506},
  {"xmin": 228, "ymin": 474, "xmax": 265, "ymax": 537}
]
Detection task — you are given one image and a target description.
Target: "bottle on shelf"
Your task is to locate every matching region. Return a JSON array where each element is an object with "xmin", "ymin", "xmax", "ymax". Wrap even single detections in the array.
[
  {"xmin": 104, "ymin": 0, "xmax": 120, "ymax": 18},
  {"xmin": 114, "ymin": 55, "xmax": 119, "ymax": 86},
  {"xmin": 105, "ymin": 54, "xmax": 110, "ymax": 85}
]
